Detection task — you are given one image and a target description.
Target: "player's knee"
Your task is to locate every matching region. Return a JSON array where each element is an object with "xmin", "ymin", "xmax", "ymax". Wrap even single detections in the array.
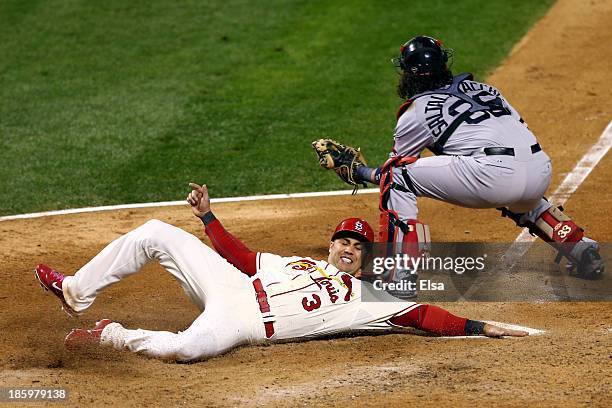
[
  {"xmin": 174, "ymin": 347, "xmax": 205, "ymax": 362},
  {"xmin": 139, "ymin": 219, "xmax": 174, "ymax": 240},
  {"xmin": 143, "ymin": 219, "xmax": 168, "ymax": 230},
  {"xmin": 173, "ymin": 333, "xmax": 219, "ymax": 362},
  {"xmin": 131, "ymin": 220, "xmax": 176, "ymax": 254}
]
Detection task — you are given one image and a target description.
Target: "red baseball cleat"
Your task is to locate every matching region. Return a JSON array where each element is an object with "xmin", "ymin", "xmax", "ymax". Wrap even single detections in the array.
[
  {"xmin": 65, "ymin": 319, "xmax": 114, "ymax": 349},
  {"xmin": 34, "ymin": 264, "xmax": 79, "ymax": 317}
]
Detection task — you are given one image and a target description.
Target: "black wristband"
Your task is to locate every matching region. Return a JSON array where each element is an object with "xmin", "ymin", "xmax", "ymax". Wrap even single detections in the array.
[
  {"xmin": 199, "ymin": 211, "xmax": 216, "ymax": 226},
  {"xmin": 465, "ymin": 319, "xmax": 486, "ymax": 335}
]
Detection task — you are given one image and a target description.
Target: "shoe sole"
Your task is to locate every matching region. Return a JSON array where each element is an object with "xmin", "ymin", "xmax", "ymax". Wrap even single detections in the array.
[
  {"xmin": 34, "ymin": 269, "xmax": 80, "ymax": 318},
  {"xmin": 65, "ymin": 321, "xmax": 112, "ymax": 349},
  {"xmin": 65, "ymin": 330, "xmax": 97, "ymax": 349}
]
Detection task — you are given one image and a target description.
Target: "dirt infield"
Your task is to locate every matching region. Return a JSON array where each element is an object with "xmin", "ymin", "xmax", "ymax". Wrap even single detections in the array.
[{"xmin": 2, "ymin": 0, "xmax": 611, "ymax": 406}]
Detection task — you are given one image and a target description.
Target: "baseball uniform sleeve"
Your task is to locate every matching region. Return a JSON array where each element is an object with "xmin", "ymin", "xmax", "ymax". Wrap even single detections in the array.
[
  {"xmin": 203, "ymin": 216, "xmax": 257, "ymax": 276},
  {"xmin": 393, "ymin": 101, "xmax": 435, "ymax": 157},
  {"xmin": 388, "ymin": 303, "xmax": 475, "ymax": 336}
]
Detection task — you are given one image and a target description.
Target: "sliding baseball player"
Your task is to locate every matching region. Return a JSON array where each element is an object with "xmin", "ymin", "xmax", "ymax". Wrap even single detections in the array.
[{"xmin": 34, "ymin": 183, "xmax": 526, "ymax": 362}]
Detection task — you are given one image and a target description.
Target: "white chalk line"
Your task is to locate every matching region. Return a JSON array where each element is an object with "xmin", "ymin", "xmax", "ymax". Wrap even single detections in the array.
[
  {"xmin": 0, "ymin": 188, "xmax": 379, "ymax": 222},
  {"xmin": 503, "ymin": 120, "xmax": 612, "ymax": 262}
]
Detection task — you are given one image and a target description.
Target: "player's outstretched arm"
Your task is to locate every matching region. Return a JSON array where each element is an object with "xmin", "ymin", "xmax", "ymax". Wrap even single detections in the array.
[
  {"xmin": 355, "ymin": 166, "xmax": 380, "ymax": 184},
  {"xmin": 389, "ymin": 304, "xmax": 528, "ymax": 338},
  {"xmin": 483, "ymin": 323, "xmax": 528, "ymax": 338}
]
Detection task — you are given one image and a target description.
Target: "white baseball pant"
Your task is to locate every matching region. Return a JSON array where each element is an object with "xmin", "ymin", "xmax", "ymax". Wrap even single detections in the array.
[{"xmin": 62, "ymin": 220, "xmax": 266, "ymax": 361}]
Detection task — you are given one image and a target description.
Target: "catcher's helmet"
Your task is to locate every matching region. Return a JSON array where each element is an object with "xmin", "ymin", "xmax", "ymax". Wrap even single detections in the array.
[
  {"xmin": 396, "ymin": 35, "xmax": 452, "ymax": 76},
  {"xmin": 331, "ymin": 218, "xmax": 374, "ymax": 243}
]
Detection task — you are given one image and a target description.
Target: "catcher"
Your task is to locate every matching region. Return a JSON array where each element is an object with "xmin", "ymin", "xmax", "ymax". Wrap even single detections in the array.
[
  {"xmin": 34, "ymin": 182, "xmax": 526, "ymax": 362},
  {"xmin": 312, "ymin": 35, "xmax": 604, "ymax": 295}
]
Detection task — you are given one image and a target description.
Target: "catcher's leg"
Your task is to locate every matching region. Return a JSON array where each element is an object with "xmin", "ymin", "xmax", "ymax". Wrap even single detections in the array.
[
  {"xmin": 379, "ymin": 154, "xmax": 525, "ymax": 259},
  {"xmin": 378, "ymin": 154, "xmax": 523, "ymax": 251},
  {"xmin": 378, "ymin": 166, "xmax": 431, "ymax": 299},
  {"xmin": 501, "ymin": 198, "xmax": 604, "ymax": 279}
]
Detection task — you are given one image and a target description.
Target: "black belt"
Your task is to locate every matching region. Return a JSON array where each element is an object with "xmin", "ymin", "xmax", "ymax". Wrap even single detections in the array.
[
  {"xmin": 484, "ymin": 143, "xmax": 541, "ymax": 156},
  {"xmin": 253, "ymin": 278, "xmax": 275, "ymax": 338}
]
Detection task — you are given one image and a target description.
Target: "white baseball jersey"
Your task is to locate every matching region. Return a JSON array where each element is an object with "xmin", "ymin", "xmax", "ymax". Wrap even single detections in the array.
[{"xmin": 256, "ymin": 253, "xmax": 418, "ymax": 340}]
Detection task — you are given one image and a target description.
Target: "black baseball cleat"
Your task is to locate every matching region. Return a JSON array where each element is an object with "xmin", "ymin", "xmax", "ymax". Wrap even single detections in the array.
[{"xmin": 568, "ymin": 247, "xmax": 605, "ymax": 280}]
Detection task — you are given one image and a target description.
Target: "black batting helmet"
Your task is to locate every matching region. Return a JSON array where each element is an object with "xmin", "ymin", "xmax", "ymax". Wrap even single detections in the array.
[{"xmin": 395, "ymin": 35, "xmax": 452, "ymax": 76}]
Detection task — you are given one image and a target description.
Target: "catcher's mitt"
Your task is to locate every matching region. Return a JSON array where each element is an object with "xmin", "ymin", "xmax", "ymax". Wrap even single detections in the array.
[{"xmin": 312, "ymin": 138, "xmax": 367, "ymax": 194}]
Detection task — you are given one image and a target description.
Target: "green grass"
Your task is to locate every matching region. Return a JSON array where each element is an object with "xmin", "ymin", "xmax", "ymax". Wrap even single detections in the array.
[{"xmin": 0, "ymin": 0, "xmax": 555, "ymax": 215}]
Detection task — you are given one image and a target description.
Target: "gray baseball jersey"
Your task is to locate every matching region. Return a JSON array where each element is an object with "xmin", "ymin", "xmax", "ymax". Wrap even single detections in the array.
[
  {"xmin": 394, "ymin": 74, "xmax": 538, "ymax": 157},
  {"xmin": 386, "ymin": 74, "xmax": 552, "ymax": 227}
]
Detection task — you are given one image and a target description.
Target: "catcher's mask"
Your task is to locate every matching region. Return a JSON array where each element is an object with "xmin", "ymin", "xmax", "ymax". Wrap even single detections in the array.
[
  {"xmin": 331, "ymin": 218, "xmax": 374, "ymax": 243},
  {"xmin": 393, "ymin": 35, "xmax": 453, "ymax": 76}
]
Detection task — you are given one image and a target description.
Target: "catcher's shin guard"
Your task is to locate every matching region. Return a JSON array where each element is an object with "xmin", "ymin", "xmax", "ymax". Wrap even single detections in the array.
[
  {"xmin": 378, "ymin": 158, "xmax": 430, "ymax": 259},
  {"xmin": 379, "ymin": 211, "xmax": 431, "ymax": 257},
  {"xmin": 379, "ymin": 211, "xmax": 431, "ymax": 299},
  {"xmin": 377, "ymin": 156, "xmax": 430, "ymax": 298},
  {"xmin": 500, "ymin": 205, "xmax": 604, "ymax": 279}
]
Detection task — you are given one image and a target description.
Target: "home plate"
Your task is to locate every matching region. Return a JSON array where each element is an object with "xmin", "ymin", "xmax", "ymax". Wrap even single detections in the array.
[{"xmin": 438, "ymin": 321, "xmax": 545, "ymax": 339}]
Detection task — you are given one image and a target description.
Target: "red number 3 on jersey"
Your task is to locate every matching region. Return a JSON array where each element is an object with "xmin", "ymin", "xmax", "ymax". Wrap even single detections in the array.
[{"xmin": 302, "ymin": 294, "xmax": 322, "ymax": 312}]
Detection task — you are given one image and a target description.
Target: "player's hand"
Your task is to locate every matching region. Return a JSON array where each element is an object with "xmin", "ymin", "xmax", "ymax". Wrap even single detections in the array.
[
  {"xmin": 483, "ymin": 323, "xmax": 528, "ymax": 338},
  {"xmin": 187, "ymin": 182, "xmax": 211, "ymax": 218}
]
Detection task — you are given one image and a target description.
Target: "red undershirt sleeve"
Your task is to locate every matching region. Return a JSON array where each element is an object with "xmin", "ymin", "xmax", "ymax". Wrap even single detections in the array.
[
  {"xmin": 388, "ymin": 304, "xmax": 470, "ymax": 336},
  {"xmin": 203, "ymin": 217, "xmax": 257, "ymax": 277}
]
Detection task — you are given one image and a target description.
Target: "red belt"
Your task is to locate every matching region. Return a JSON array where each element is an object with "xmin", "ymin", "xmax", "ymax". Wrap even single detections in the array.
[{"xmin": 252, "ymin": 278, "xmax": 274, "ymax": 338}]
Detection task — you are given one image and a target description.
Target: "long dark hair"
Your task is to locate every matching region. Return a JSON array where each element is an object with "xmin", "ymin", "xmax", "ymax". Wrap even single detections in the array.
[{"xmin": 397, "ymin": 70, "xmax": 453, "ymax": 100}]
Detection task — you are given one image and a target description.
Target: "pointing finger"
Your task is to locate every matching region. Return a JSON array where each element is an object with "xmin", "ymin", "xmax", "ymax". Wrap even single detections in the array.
[{"xmin": 189, "ymin": 182, "xmax": 203, "ymax": 192}]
